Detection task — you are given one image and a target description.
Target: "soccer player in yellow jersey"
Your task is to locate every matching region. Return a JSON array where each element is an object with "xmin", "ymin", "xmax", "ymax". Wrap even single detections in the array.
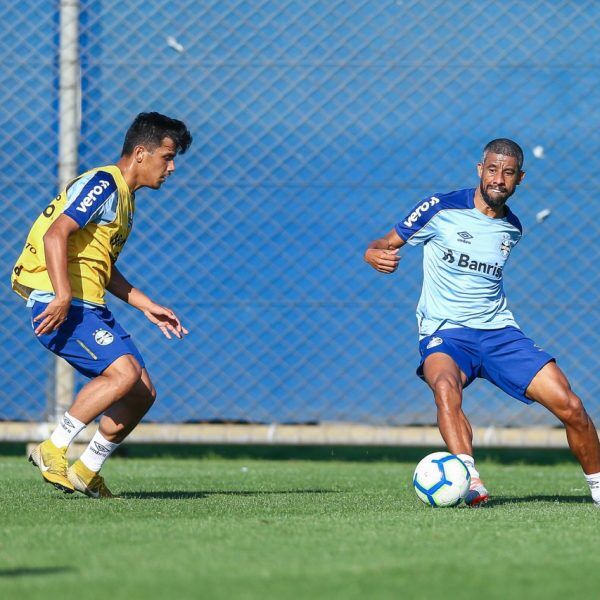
[{"xmin": 12, "ymin": 112, "xmax": 192, "ymax": 498}]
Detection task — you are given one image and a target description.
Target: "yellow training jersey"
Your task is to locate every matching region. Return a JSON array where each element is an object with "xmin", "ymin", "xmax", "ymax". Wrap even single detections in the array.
[{"xmin": 12, "ymin": 165, "xmax": 134, "ymax": 305}]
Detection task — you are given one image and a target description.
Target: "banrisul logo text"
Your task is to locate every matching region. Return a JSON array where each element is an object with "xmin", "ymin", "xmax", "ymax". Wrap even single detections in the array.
[
  {"xmin": 443, "ymin": 249, "xmax": 503, "ymax": 279},
  {"xmin": 76, "ymin": 179, "xmax": 111, "ymax": 213},
  {"xmin": 403, "ymin": 196, "xmax": 440, "ymax": 227}
]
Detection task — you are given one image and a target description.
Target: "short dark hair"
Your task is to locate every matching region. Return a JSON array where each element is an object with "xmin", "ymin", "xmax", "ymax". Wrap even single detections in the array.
[
  {"xmin": 482, "ymin": 138, "xmax": 524, "ymax": 171},
  {"xmin": 121, "ymin": 112, "xmax": 192, "ymax": 156}
]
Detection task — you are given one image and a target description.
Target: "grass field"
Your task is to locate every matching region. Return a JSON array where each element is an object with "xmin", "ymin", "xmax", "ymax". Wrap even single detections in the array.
[{"xmin": 1, "ymin": 446, "xmax": 599, "ymax": 600}]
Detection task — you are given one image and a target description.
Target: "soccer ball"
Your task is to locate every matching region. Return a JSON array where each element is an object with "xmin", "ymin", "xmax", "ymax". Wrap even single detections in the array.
[{"xmin": 413, "ymin": 452, "xmax": 471, "ymax": 507}]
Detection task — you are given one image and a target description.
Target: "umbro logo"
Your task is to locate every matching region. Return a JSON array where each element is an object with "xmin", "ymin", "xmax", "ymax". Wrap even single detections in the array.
[
  {"xmin": 92, "ymin": 442, "xmax": 111, "ymax": 455},
  {"xmin": 457, "ymin": 231, "xmax": 473, "ymax": 244}
]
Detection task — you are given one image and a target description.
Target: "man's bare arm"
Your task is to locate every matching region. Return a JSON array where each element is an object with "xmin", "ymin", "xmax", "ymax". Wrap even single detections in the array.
[
  {"xmin": 33, "ymin": 214, "xmax": 79, "ymax": 335},
  {"xmin": 364, "ymin": 228, "xmax": 405, "ymax": 274},
  {"xmin": 107, "ymin": 265, "xmax": 153, "ymax": 310},
  {"xmin": 108, "ymin": 266, "xmax": 188, "ymax": 340}
]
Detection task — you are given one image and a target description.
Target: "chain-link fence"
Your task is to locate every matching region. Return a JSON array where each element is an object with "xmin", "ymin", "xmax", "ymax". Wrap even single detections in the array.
[{"xmin": 3, "ymin": 0, "xmax": 600, "ymax": 433}]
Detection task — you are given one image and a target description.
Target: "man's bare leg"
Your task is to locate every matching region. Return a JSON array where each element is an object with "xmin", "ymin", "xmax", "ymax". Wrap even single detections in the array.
[
  {"xmin": 99, "ymin": 368, "xmax": 157, "ymax": 443},
  {"xmin": 422, "ymin": 353, "xmax": 471, "ymax": 454},
  {"xmin": 68, "ymin": 354, "xmax": 143, "ymax": 424},
  {"xmin": 67, "ymin": 368, "xmax": 156, "ymax": 498},
  {"xmin": 29, "ymin": 354, "xmax": 143, "ymax": 492},
  {"xmin": 526, "ymin": 361, "xmax": 600, "ymax": 504},
  {"xmin": 422, "ymin": 353, "xmax": 487, "ymax": 505}
]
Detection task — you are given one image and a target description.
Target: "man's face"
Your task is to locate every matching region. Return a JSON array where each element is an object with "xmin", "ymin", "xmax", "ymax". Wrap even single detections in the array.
[
  {"xmin": 477, "ymin": 152, "xmax": 524, "ymax": 209},
  {"xmin": 138, "ymin": 137, "xmax": 177, "ymax": 189}
]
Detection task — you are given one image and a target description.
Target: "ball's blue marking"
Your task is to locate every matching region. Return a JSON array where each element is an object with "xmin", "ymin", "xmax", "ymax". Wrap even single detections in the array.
[{"xmin": 413, "ymin": 476, "xmax": 438, "ymax": 506}]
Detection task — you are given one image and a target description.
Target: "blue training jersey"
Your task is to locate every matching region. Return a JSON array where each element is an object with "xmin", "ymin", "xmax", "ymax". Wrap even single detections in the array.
[{"xmin": 394, "ymin": 188, "xmax": 522, "ymax": 338}]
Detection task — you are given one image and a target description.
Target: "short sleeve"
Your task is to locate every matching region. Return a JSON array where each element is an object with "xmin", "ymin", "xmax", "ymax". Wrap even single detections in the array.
[
  {"xmin": 62, "ymin": 171, "xmax": 117, "ymax": 228},
  {"xmin": 394, "ymin": 195, "xmax": 442, "ymax": 246}
]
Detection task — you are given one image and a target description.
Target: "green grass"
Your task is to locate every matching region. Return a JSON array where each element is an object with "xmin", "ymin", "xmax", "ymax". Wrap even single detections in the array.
[{"xmin": 0, "ymin": 452, "xmax": 598, "ymax": 600}]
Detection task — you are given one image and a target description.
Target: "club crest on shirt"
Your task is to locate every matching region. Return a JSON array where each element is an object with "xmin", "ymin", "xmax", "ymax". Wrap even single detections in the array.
[
  {"xmin": 500, "ymin": 234, "xmax": 514, "ymax": 258},
  {"xmin": 93, "ymin": 329, "xmax": 114, "ymax": 345}
]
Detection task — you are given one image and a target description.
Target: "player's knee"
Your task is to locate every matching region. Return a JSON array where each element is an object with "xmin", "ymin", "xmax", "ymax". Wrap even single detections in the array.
[
  {"xmin": 109, "ymin": 357, "xmax": 143, "ymax": 396},
  {"xmin": 547, "ymin": 387, "xmax": 587, "ymax": 426},
  {"xmin": 123, "ymin": 363, "xmax": 143, "ymax": 393},
  {"xmin": 558, "ymin": 393, "xmax": 589, "ymax": 429}
]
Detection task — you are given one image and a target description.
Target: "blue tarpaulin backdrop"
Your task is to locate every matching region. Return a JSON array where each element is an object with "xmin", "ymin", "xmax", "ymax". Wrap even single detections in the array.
[{"xmin": 3, "ymin": 1, "xmax": 600, "ymax": 426}]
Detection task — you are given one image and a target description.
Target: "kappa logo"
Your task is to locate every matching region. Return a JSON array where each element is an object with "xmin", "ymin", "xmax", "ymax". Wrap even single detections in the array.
[
  {"xmin": 403, "ymin": 196, "xmax": 440, "ymax": 227},
  {"xmin": 93, "ymin": 329, "xmax": 114, "ymax": 346},
  {"xmin": 426, "ymin": 336, "xmax": 444, "ymax": 349},
  {"xmin": 75, "ymin": 179, "xmax": 111, "ymax": 213}
]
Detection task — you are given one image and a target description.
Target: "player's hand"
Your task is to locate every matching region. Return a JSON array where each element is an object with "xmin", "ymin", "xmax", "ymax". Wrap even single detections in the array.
[
  {"xmin": 33, "ymin": 297, "xmax": 72, "ymax": 336},
  {"xmin": 143, "ymin": 302, "xmax": 189, "ymax": 340},
  {"xmin": 364, "ymin": 248, "xmax": 400, "ymax": 273}
]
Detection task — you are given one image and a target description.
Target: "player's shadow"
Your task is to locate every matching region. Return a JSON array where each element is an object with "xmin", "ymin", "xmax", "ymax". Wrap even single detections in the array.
[
  {"xmin": 119, "ymin": 489, "xmax": 339, "ymax": 499},
  {"xmin": 0, "ymin": 566, "xmax": 76, "ymax": 578},
  {"xmin": 492, "ymin": 494, "xmax": 592, "ymax": 505}
]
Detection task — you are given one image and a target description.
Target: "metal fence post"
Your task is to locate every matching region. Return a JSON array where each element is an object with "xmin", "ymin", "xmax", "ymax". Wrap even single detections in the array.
[{"xmin": 52, "ymin": 0, "xmax": 80, "ymax": 421}]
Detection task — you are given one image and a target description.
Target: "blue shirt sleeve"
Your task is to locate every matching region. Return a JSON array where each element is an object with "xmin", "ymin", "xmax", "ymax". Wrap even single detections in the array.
[
  {"xmin": 394, "ymin": 195, "xmax": 442, "ymax": 245},
  {"xmin": 62, "ymin": 171, "xmax": 117, "ymax": 228}
]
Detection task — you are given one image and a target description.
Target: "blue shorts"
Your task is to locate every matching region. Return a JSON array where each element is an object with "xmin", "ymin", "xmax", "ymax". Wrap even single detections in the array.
[
  {"xmin": 417, "ymin": 326, "xmax": 554, "ymax": 404},
  {"xmin": 31, "ymin": 301, "xmax": 145, "ymax": 379}
]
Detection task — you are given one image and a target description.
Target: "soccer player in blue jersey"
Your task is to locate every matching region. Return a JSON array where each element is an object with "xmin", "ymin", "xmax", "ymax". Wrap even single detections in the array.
[
  {"xmin": 364, "ymin": 139, "xmax": 600, "ymax": 506},
  {"xmin": 12, "ymin": 112, "xmax": 192, "ymax": 498}
]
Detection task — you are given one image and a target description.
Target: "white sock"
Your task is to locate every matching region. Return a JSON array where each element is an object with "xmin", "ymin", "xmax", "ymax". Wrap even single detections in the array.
[
  {"xmin": 79, "ymin": 431, "xmax": 120, "ymax": 473},
  {"xmin": 584, "ymin": 472, "xmax": 600, "ymax": 505},
  {"xmin": 457, "ymin": 453, "xmax": 481, "ymax": 479},
  {"xmin": 50, "ymin": 411, "xmax": 87, "ymax": 448}
]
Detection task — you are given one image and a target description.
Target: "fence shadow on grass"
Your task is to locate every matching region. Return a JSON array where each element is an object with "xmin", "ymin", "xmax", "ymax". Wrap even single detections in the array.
[
  {"xmin": 0, "ymin": 566, "xmax": 76, "ymax": 578},
  {"xmin": 491, "ymin": 494, "xmax": 592, "ymax": 506},
  {"xmin": 0, "ymin": 443, "xmax": 582, "ymax": 466},
  {"xmin": 115, "ymin": 444, "xmax": 579, "ymax": 466},
  {"xmin": 119, "ymin": 488, "xmax": 340, "ymax": 499}
]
